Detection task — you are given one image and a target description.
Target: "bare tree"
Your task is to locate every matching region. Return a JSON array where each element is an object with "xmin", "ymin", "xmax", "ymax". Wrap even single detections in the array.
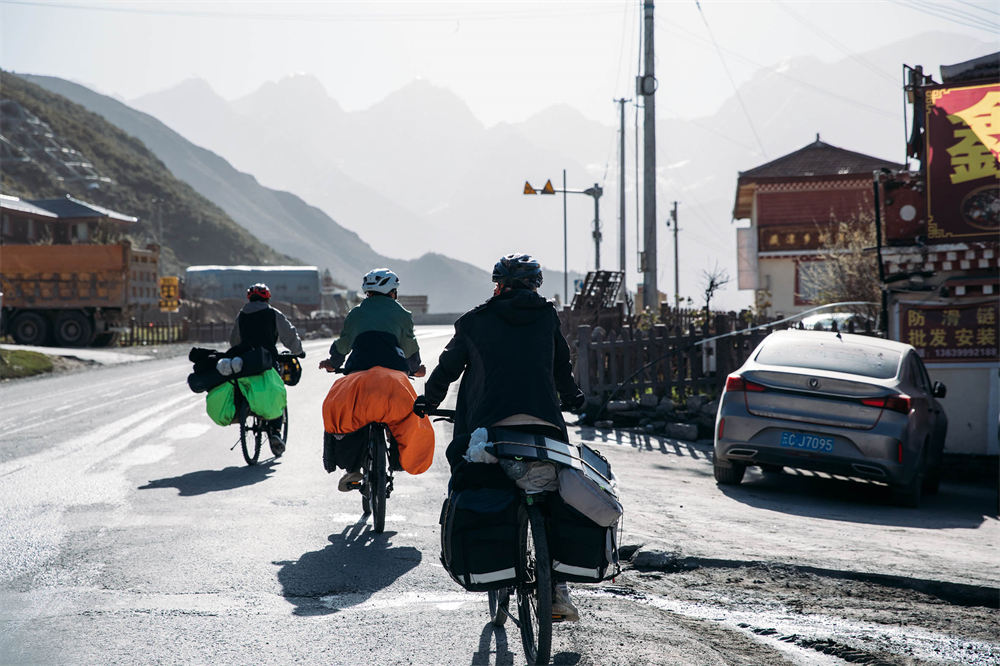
[
  {"xmin": 702, "ymin": 264, "xmax": 731, "ymax": 314},
  {"xmin": 798, "ymin": 216, "xmax": 880, "ymax": 322}
]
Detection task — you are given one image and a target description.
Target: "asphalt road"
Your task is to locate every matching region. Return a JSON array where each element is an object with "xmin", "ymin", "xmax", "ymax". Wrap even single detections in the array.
[{"xmin": 1, "ymin": 326, "xmax": 997, "ymax": 665}]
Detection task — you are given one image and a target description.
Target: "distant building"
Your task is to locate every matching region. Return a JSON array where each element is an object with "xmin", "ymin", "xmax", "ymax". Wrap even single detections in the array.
[
  {"xmin": 1, "ymin": 193, "xmax": 137, "ymax": 244},
  {"xmin": 397, "ymin": 294, "xmax": 429, "ymax": 315},
  {"xmin": 185, "ymin": 265, "xmax": 321, "ymax": 310},
  {"xmin": 879, "ymin": 53, "xmax": 999, "ymax": 455},
  {"xmin": 732, "ymin": 137, "xmax": 904, "ymax": 317}
]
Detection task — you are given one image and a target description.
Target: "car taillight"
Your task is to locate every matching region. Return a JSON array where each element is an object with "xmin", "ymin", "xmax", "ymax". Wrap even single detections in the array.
[
  {"xmin": 861, "ymin": 394, "xmax": 912, "ymax": 414},
  {"xmin": 897, "ymin": 441, "xmax": 904, "ymax": 463},
  {"xmin": 717, "ymin": 417, "xmax": 725, "ymax": 440},
  {"xmin": 724, "ymin": 374, "xmax": 766, "ymax": 393}
]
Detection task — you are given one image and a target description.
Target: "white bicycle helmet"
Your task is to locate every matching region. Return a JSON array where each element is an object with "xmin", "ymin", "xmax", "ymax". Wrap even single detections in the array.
[{"xmin": 362, "ymin": 268, "xmax": 400, "ymax": 294}]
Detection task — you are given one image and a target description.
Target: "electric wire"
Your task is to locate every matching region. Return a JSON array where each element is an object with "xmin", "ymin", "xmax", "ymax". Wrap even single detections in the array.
[
  {"xmin": 0, "ymin": 0, "xmax": 626, "ymax": 23},
  {"xmin": 954, "ymin": 0, "xmax": 1000, "ymax": 18},
  {"xmin": 774, "ymin": 0, "xmax": 898, "ymax": 84},
  {"xmin": 694, "ymin": 0, "xmax": 769, "ymax": 159},
  {"xmin": 888, "ymin": 0, "xmax": 1000, "ymax": 32},
  {"xmin": 657, "ymin": 16, "xmax": 898, "ymax": 120}
]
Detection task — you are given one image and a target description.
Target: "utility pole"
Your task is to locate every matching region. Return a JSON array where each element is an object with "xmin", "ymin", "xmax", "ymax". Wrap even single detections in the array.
[
  {"xmin": 563, "ymin": 169, "xmax": 568, "ymax": 303},
  {"xmin": 639, "ymin": 0, "xmax": 658, "ymax": 310},
  {"xmin": 615, "ymin": 98, "xmax": 628, "ymax": 274},
  {"xmin": 584, "ymin": 183, "xmax": 603, "ymax": 269},
  {"xmin": 668, "ymin": 201, "xmax": 679, "ymax": 309}
]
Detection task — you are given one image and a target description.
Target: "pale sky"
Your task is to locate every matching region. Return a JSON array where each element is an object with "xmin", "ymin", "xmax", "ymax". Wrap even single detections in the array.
[
  {"xmin": 2, "ymin": 0, "xmax": 998, "ymax": 310},
  {"xmin": 2, "ymin": 0, "xmax": 997, "ymax": 128}
]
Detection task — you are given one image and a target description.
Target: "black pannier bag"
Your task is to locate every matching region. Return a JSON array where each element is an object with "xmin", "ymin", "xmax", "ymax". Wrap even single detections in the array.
[
  {"xmin": 546, "ymin": 495, "xmax": 620, "ymax": 583},
  {"xmin": 323, "ymin": 428, "xmax": 369, "ymax": 474},
  {"xmin": 440, "ymin": 487, "xmax": 520, "ymax": 591}
]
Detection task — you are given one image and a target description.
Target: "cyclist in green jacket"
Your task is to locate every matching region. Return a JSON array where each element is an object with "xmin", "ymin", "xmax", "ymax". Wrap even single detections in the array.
[{"xmin": 318, "ymin": 268, "xmax": 422, "ymax": 376}]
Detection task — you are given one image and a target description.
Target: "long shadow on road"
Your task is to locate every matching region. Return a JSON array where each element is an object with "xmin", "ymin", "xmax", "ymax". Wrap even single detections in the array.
[
  {"xmin": 137, "ymin": 460, "xmax": 278, "ymax": 496},
  {"xmin": 720, "ymin": 470, "xmax": 996, "ymax": 529},
  {"xmin": 575, "ymin": 426, "xmax": 713, "ymax": 461},
  {"xmin": 574, "ymin": 426, "xmax": 995, "ymax": 529},
  {"xmin": 470, "ymin": 622, "xmax": 515, "ymax": 666},
  {"xmin": 276, "ymin": 518, "xmax": 422, "ymax": 616}
]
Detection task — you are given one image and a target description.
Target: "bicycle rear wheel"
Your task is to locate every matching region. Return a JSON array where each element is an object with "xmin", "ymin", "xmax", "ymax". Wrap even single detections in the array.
[
  {"xmin": 363, "ymin": 425, "xmax": 388, "ymax": 533},
  {"xmin": 517, "ymin": 503, "xmax": 552, "ymax": 665},
  {"xmin": 488, "ymin": 588, "xmax": 511, "ymax": 627},
  {"xmin": 240, "ymin": 415, "xmax": 262, "ymax": 466}
]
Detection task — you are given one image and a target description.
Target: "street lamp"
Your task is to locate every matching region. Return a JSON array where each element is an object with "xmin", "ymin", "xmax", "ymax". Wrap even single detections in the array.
[{"xmin": 523, "ymin": 174, "xmax": 603, "ymax": 305}]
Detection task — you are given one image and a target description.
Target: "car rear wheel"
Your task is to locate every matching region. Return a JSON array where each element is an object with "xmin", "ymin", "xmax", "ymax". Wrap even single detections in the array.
[
  {"xmin": 714, "ymin": 460, "xmax": 746, "ymax": 485},
  {"xmin": 890, "ymin": 445, "xmax": 925, "ymax": 508}
]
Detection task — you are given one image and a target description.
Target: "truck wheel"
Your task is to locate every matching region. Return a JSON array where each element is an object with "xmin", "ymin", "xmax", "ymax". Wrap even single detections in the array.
[
  {"xmin": 11, "ymin": 312, "xmax": 50, "ymax": 345},
  {"xmin": 53, "ymin": 311, "xmax": 94, "ymax": 347}
]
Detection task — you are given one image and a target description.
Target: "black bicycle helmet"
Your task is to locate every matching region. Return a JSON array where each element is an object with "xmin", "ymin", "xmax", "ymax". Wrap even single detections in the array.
[
  {"xmin": 492, "ymin": 253, "xmax": 543, "ymax": 289},
  {"xmin": 247, "ymin": 283, "xmax": 271, "ymax": 301}
]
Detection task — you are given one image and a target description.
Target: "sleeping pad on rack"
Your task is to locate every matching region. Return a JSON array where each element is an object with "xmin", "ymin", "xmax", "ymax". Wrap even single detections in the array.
[{"xmin": 322, "ymin": 365, "xmax": 435, "ymax": 474}]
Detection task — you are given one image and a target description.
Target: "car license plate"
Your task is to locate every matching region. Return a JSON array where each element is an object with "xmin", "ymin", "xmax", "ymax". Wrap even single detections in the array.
[{"xmin": 780, "ymin": 431, "xmax": 834, "ymax": 453}]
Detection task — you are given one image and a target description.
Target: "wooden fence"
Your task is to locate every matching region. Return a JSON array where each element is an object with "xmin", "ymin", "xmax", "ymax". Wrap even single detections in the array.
[
  {"xmin": 574, "ymin": 312, "xmax": 881, "ymax": 402},
  {"xmin": 113, "ymin": 315, "xmax": 345, "ymax": 347},
  {"xmin": 574, "ymin": 324, "xmax": 714, "ymax": 402}
]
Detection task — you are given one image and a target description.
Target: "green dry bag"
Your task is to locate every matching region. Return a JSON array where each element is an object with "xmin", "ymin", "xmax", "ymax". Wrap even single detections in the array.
[
  {"xmin": 206, "ymin": 381, "xmax": 237, "ymax": 426},
  {"xmin": 237, "ymin": 368, "xmax": 287, "ymax": 420}
]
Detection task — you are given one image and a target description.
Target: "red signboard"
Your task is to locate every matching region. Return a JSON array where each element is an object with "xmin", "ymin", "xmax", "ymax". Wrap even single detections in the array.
[
  {"xmin": 899, "ymin": 301, "xmax": 999, "ymax": 363},
  {"xmin": 925, "ymin": 83, "xmax": 1000, "ymax": 243}
]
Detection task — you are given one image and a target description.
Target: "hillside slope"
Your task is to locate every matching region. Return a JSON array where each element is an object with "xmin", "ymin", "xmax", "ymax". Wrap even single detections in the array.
[
  {"xmin": 24, "ymin": 74, "xmax": 496, "ymax": 312},
  {"xmin": 0, "ymin": 71, "xmax": 290, "ymax": 274}
]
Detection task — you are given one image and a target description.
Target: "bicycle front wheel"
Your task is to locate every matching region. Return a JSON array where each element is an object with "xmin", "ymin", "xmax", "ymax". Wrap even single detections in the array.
[
  {"xmin": 368, "ymin": 425, "xmax": 388, "ymax": 533},
  {"xmin": 240, "ymin": 415, "xmax": 262, "ymax": 466},
  {"xmin": 517, "ymin": 503, "xmax": 552, "ymax": 665}
]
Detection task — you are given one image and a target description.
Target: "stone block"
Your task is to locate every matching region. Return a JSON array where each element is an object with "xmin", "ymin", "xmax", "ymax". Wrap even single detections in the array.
[{"xmin": 666, "ymin": 422, "xmax": 699, "ymax": 441}]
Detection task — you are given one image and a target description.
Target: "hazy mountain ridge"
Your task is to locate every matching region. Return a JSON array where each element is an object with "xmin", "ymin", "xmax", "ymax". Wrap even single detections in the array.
[
  {"xmin": 22, "ymin": 73, "xmax": 584, "ymax": 312},
  {"xmin": 0, "ymin": 70, "xmax": 290, "ymax": 273},
  {"xmin": 127, "ymin": 31, "xmax": 990, "ymax": 309}
]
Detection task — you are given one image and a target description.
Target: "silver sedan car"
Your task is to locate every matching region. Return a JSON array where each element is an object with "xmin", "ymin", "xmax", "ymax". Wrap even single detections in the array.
[{"xmin": 713, "ymin": 329, "xmax": 948, "ymax": 507}]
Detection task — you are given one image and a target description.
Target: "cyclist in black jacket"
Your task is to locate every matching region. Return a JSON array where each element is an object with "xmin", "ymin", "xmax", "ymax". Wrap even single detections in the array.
[
  {"xmin": 414, "ymin": 253, "xmax": 586, "ymax": 620},
  {"xmin": 231, "ymin": 283, "xmax": 304, "ymax": 455}
]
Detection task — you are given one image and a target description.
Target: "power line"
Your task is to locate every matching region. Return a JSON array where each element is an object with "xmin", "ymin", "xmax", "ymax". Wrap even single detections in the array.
[
  {"xmin": 773, "ymin": 0, "xmax": 899, "ymax": 84},
  {"xmin": 0, "ymin": 0, "xmax": 626, "ymax": 22},
  {"xmin": 657, "ymin": 16, "xmax": 898, "ymax": 119},
  {"xmin": 954, "ymin": 0, "xmax": 1000, "ymax": 18},
  {"xmin": 693, "ymin": 0, "xmax": 769, "ymax": 159},
  {"xmin": 889, "ymin": 0, "xmax": 1000, "ymax": 32}
]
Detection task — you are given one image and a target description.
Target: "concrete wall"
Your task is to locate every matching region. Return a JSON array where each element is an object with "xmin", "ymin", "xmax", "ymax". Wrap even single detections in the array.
[
  {"xmin": 927, "ymin": 365, "xmax": 999, "ymax": 455},
  {"xmin": 757, "ymin": 257, "xmax": 800, "ymax": 317}
]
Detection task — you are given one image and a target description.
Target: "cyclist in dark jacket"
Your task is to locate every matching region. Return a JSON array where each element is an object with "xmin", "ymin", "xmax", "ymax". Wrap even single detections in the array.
[
  {"xmin": 230, "ymin": 283, "xmax": 304, "ymax": 456},
  {"xmin": 413, "ymin": 253, "xmax": 585, "ymax": 621},
  {"xmin": 415, "ymin": 254, "xmax": 583, "ymax": 465}
]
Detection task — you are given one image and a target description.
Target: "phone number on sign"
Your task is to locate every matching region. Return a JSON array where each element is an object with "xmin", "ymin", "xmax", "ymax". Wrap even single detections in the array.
[{"xmin": 780, "ymin": 431, "xmax": 834, "ymax": 453}]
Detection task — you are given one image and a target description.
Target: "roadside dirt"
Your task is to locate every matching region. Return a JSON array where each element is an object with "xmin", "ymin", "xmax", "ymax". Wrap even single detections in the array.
[{"xmin": 599, "ymin": 557, "xmax": 1000, "ymax": 665}]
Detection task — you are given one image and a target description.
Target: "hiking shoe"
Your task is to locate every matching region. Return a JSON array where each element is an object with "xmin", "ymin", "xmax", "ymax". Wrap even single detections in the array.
[
  {"xmin": 552, "ymin": 583, "xmax": 579, "ymax": 622},
  {"xmin": 338, "ymin": 471, "xmax": 363, "ymax": 492},
  {"xmin": 268, "ymin": 432, "xmax": 285, "ymax": 457}
]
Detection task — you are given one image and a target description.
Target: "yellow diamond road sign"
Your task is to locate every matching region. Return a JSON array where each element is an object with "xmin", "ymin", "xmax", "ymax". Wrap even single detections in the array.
[{"xmin": 159, "ymin": 276, "xmax": 180, "ymax": 313}]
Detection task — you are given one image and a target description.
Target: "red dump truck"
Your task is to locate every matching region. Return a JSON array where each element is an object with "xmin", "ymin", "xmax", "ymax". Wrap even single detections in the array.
[{"xmin": 0, "ymin": 241, "xmax": 160, "ymax": 347}]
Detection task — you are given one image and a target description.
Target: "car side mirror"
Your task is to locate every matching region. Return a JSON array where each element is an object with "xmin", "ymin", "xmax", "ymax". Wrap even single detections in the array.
[{"xmin": 932, "ymin": 381, "xmax": 947, "ymax": 398}]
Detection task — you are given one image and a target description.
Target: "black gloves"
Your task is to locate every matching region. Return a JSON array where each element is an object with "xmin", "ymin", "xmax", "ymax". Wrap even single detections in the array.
[
  {"xmin": 560, "ymin": 390, "xmax": 587, "ymax": 414},
  {"xmin": 413, "ymin": 395, "xmax": 439, "ymax": 418},
  {"xmin": 297, "ymin": 351, "xmax": 306, "ymax": 359}
]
